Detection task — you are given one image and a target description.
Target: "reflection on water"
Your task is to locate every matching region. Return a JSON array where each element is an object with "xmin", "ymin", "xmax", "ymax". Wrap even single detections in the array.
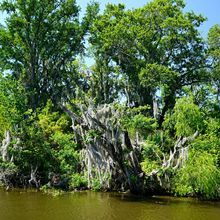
[{"xmin": 0, "ymin": 190, "xmax": 220, "ymax": 220}]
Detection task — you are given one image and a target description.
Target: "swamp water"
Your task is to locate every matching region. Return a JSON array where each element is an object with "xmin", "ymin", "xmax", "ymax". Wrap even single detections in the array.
[{"xmin": 0, "ymin": 190, "xmax": 220, "ymax": 220}]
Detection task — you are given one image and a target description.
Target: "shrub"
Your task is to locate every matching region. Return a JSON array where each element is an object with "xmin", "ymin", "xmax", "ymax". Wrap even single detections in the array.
[
  {"xmin": 69, "ymin": 173, "xmax": 87, "ymax": 189},
  {"xmin": 173, "ymin": 150, "xmax": 220, "ymax": 199}
]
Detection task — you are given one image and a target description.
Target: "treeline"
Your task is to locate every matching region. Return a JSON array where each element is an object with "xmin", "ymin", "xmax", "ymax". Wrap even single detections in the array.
[{"xmin": 0, "ymin": 0, "xmax": 220, "ymax": 199}]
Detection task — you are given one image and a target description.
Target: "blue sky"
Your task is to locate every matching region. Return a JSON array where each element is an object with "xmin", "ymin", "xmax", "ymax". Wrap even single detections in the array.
[{"xmin": 0, "ymin": 0, "xmax": 219, "ymax": 38}]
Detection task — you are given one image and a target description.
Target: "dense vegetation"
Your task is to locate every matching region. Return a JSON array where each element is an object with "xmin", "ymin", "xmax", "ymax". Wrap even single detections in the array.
[{"xmin": 0, "ymin": 0, "xmax": 220, "ymax": 199}]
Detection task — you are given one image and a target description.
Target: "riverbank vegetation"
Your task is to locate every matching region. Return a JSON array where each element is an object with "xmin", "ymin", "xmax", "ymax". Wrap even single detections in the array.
[{"xmin": 0, "ymin": 0, "xmax": 220, "ymax": 200}]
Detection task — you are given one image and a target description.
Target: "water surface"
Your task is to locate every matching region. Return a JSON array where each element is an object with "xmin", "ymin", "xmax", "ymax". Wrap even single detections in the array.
[{"xmin": 0, "ymin": 190, "xmax": 220, "ymax": 220}]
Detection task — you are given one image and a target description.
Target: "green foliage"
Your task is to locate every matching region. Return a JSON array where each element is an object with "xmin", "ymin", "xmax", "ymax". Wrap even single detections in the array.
[
  {"xmin": 88, "ymin": 63, "xmax": 123, "ymax": 105},
  {"xmin": 7, "ymin": 100, "xmax": 79, "ymax": 185},
  {"xmin": 121, "ymin": 106, "xmax": 157, "ymax": 138},
  {"xmin": 208, "ymin": 24, "xmax": 220, "ymax": 59},
  {"xmin": 91, "ymin": 178, "xmax": 102, "ymax": 191},
  {"xmin": 141, "ymin": 141, "xmax": 162, "ymax": 161},
  {"xmin": 52, "ymin": 132, "xmax": 79, "ymax": 174},
  {"xmin": 205, "ymin": 118, "xmax": 220, "ymax": 137},
  {"xmin": 84, "ymin": 129, "xmax": 102, "ymax": 144},
  {"xmin": 191, "ymin": 118, "xmax": 220, "ymax": 162},
  {"xmin": 37, "ymin": 101, "xmax": 79, "ymax": 175},
  {"xmin": 90, "ymin": 0, "xmax": 206, "ymax": 111},
  {"xmin": 17, "ymin": 109, "xmax": 52, "ymax": 174},
  {"xmin": 0, "ymin": 161, "xmax": 17, "ymax": 170},
  {"xmin": 0, "ymin": 0, "xmax": 219, "ymax": 199},
  {"xmin": 38, "ymin": 100, "xmax": 70, "ymax": 135},
  {"xmin": 139, "ymin": 64, "xmax": 176, "ymax": 90},
  {"xmin": 0, "ymin": 74, "xmax": 26, "ymax": 138},
  {"xmin": 127, "ymin": 115, "xmax": 157, "ymax": 138},
  {"xmin": 173, "ymin": 151, "xmax": 220, "ymax": 199},
  {"xmin": 163, "ymin": 96, "xmax": 203, "ymax": 137},
  {"xmin": 0, "ymin": 0, "xmax": 98, "ymax": 108},
  {"xmin": 40, "ymin": 185, "xmax": 64, "ymax": 197},
  {"xmin": 70, "ymin": 173, "xmax": 87, "ymax": 189},
  {"xmin": 141, "ymin": 159, "xmax": 160, "ymax": 175},
  {"xmin": 0, "ymin": 161, "xmax": 18, "ymax": 186},
  {"xmin": 208, "ymin": 24, "xmax": 220, "ymax": 104},
  {"xmin": 141, "ymin": 141, "xmax": 162, "ymax": 174}
]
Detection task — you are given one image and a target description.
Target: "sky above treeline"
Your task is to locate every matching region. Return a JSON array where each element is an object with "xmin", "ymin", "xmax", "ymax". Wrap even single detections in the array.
[{"xmin": 0, "ymin": 0, "xmax": 219, "ymax": 38}]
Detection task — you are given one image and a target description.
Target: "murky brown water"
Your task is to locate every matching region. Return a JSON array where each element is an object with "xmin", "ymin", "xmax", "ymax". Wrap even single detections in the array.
[{"xmin": 0, "ymin": 190, "xmax": 220, "ymax": 220}]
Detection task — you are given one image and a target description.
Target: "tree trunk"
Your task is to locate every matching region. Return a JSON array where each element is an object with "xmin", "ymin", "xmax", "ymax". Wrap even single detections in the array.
[
  {"xmin": 147, "ymin": 131, "xmax": 199, "ymax": 191},
  {"xmin": 63, "ymin": 103, "xmax": 145, "ymax": 194},
  {"xmin": 1, "ymin": 130, "xmax": 11, "ymax": 162}
]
